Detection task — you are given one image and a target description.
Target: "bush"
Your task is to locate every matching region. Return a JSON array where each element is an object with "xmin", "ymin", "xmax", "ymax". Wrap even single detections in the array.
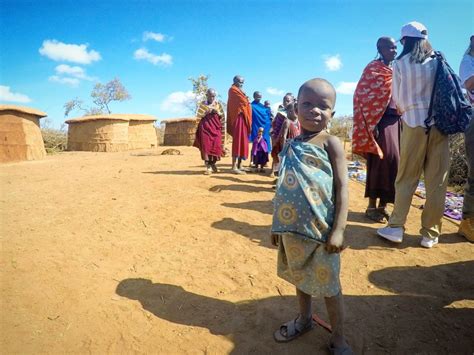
[{"xmin": 448, "ymin": 133, "xmax": 467, "ymax": 189}]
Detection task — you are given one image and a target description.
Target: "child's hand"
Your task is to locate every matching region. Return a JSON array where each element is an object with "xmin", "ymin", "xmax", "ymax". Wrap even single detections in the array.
[
  {"xmin": 326, "ymin": 231, "xmax": 346, "ymax": 254},
  {"xmin": 270, "ymin": 233, "xmax": 280, "ymax": 246}
]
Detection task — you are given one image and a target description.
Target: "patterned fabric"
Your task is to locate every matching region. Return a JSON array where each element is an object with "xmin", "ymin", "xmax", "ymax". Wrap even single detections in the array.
[
  {"xmin": 277, "ymin": 233, "xmax": 341, "ymax": 297},
  {"xmin": 271, "ymin": 138, "xmax": 335, "ymax": 243},
  {"xmin": 392, "ymin": 53, "xmax": 437, "ymax": 128},
  {"xmin": 352, "ymin": 60, "xmax": 393, "ymax": 158},
  {"xmin": 226, "ymin": 85, "xmax": 252, "ymax": 135}
]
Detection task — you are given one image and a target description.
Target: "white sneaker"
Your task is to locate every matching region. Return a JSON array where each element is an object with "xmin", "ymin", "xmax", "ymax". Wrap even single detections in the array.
[
  {"xmin": 377, "ymin": 226, "xmax": 404, "ymax": 243},
  {"xmin": 420, "ymin": 237, "xmax": 438, "ymax": 248}
]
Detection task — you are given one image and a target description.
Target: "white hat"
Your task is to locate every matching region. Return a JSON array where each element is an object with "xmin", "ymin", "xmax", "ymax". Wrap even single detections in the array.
[{"xmin": 400, "ymin": 21, "xmax": 428, "ymax": 41}]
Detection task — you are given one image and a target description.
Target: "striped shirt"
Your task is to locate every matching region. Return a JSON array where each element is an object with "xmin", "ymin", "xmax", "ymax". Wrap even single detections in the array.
[{"xmin": 392, "ymin": 53, "xmax": 437, "ymax": 128}]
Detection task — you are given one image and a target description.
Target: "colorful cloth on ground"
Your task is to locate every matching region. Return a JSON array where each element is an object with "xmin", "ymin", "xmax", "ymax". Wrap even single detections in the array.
[
  {"xmin": 272, "ymin": 138, "xmax": 335, "ymax": 243},
  {"xmin": 277, "ymin": 233, "xmax": 341, "ymax": 297},
  {"xmin": 251, "ymin": 137, "xmax": 269, "ymax": 166},
  {"xmin": 250, "ymin": 101, "xmax": 272, "ymax": 152},
  {"xmin": 231, "ymin": 112, "xmax": 249, "ymax": 159},
  {"xmin": 352, "ymin": 60, "xmax": 393, "ymax": 158},
  {"xmin": 364, "ymin": 110, "xmax": 400, "ymax": 203},
  {"xmin": 226, "ymin": 85, "xmax": 252, "ymax": 136}
]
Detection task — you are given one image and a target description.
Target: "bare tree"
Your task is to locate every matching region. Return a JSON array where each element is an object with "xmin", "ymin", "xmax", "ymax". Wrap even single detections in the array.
[
  {"xmin": 64, "ymin": 78, "xmax": 131, "ymax": 117},
  {"xmin": 187, "ymin": 75, "xmax": 209, "ymax": 113}
]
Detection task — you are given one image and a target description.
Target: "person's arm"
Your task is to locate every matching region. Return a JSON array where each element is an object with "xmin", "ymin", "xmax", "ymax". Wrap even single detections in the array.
[
  {"xmin": 325, "ymin": 135, "xmax": 348, "ymax": 253},
  {"xmin": 391, "ymin": 60, "xmax": 402, "ymax": 114},
  {"xmin": 279, "ymin": 119, "xmax": 289, "ymax": 146}
]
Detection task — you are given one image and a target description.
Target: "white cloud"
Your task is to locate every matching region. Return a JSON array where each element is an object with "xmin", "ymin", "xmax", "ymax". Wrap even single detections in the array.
[
  {"xmin": 266, "ymin": 87, "xmax": 285, "ymax": 96},
  {"xmin": 160, "ymin": 91, "xmax": 196, "ymax": 114},
  {"xmin": 55, "ymin": 64, "xmax": 95, "ymax": 81},
  {"xmin": 336, "ymin": 81, "xmax": 357, "ymax": 95},
  {"xmin": 143, "ymin": 31, "xmax": 168, "ymax": 42},
  {"xmin": 134, "ymin": 48, "xmax": 173, "ymax": 66},
  {"xmin": 324, "ymin": 54, "xmax": 342, "ymax": 71},
  {"xmin": 39, "ymin": 39, "xmax": 101, "ymax": 64},
  {"xmin": 0, "ymin": 85, "xmax": 32, "ymax": 103},
  {"xmin": 49, "ymin": 75, "xmax": 80, "ymax": 87}
]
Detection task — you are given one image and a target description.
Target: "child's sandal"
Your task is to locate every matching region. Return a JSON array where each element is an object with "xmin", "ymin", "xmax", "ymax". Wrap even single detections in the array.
[
  {"xmin": 273, "ymin": 317, "xmax": 315, "ymax": 343},
  {"xmin": 365, "ymin": 208, "xmax": 385, "ymax": 223}
]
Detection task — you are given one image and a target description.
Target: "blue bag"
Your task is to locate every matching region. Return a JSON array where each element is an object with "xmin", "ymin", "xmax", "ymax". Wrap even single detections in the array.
[{"xmin": 425, "ymin": 51, "xmax": 473, "ymax": 135}]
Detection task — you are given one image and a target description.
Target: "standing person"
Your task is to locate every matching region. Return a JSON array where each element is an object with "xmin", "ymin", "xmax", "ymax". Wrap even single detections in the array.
[
  {"xmin": 271, "ymin": 78, "xmax": 352, "ymax": 354},
  {"xmin": 458, "ymin": 35, "xmax": 474, "ymax": 242},
  {"xmin": 352, "ymin": 37, "xmax": 401, "ymax": 222},
  {"xmin": 251, "ymin": 127, "xmax": 269, "ymax": 172},
  {"xmin": 193, "ymin": 88, "xmax": 225, "ymax": 175},
  {"xmin": 264, "ymin": 100, "xmax": 274, "ymax": 121},
  {"xmin": 377, "ymin": 22, "xmax": 448, "ymax": 248},
  {"xmin": 271, "ymin": 93, "xmax": 295, "ymax": 176},
  {"xmin": 227, "ymin": 75, "xmax": 252, "ymax": 174},
  {"xmin": 250, "ymin": 91, "xmax": 272, "ymax": 163},
  {"xmin": 275, "ymin": 102, "xmax": 300, "ymax": 156}
]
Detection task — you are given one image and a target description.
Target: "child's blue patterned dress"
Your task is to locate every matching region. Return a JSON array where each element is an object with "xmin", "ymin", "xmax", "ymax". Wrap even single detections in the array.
[{"xmin": 272, "ymin": 137, "xmax": 341, "ymax": 297}]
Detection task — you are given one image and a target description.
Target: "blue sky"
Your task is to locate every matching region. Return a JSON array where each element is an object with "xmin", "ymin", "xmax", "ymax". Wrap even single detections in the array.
[{"xmin": 1, "ymin": 0, "xmax": 472, "ymax": 128}]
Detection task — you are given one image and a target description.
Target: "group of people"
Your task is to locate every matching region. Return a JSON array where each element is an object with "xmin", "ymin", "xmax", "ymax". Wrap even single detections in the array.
[
  {"xmin": 192, "ymin": 21, "xmax": 472, "ymax": 353},
  {"xmin": 194, "ymin": 76, "xmax": 301, "ymax": 176},
  {"xmin": 352, "ymin": 22, "xmax": 473, "ymax": 248}
]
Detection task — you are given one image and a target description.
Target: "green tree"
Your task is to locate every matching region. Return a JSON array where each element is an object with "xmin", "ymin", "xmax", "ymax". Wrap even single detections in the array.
[
  {"xmin": 187, "ymin": 75, "xmax": 209, "ymax": 113},
  {"xmin": 64, "ymin": 78, "xmax": 131, "ymax": 117}
]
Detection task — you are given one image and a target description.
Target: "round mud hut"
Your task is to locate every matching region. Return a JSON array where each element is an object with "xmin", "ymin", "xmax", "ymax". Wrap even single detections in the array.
[
  {"xmin": 0, "ymin": 104, "xmax": 47, "ymax": 163},
  {"xmin": 162, "ymin": 117, "xmax": 199, "ymax": 146},
  {"xmin": 127, "ymin": 114, "xmax": 158, "ymax": 150},
  {"xmin": 65, "ymin": 114, "xmax": 130, "ymax": 152}
]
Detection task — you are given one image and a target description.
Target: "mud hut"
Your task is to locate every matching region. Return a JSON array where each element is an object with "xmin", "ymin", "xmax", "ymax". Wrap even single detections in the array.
[
  {"xmin": 127, "ymin": 114, "xmax": 157, "ymax": 150},
  {"xmin": 0, "ymin": 104, "xmax": 47, "ymax": 163},
  {"xmin": 162, "ymin": 117, "xmax": 199, "ymax": 146},
  {"xmin": 65, "ymin": 114, "xmax": 130, "ymax": 152}
]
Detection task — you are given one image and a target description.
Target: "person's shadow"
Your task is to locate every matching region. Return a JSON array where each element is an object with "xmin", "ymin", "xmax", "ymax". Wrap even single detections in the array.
[
  {"xmin": 117, "ymin": 260, "xmax": 474, "ymax": 353},
  {"xmin": 116, "ymin": 278, "xmax": 331, "ymax": 354}
]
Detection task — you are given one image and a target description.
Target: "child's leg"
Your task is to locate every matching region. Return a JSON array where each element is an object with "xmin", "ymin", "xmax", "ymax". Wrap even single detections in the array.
[
  {"xmin": 296, "ymin": 288, "xmax": 312, "ymax": 324},
  {"xmin": 324, "ymin": 291, "xmax": 349, "ymax": 349}
]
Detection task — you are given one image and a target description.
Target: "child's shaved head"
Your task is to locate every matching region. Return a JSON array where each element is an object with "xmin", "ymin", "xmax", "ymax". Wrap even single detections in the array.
[{"xmin": 298, "ymin": 78, "xmax": 336, "ymax": 109}]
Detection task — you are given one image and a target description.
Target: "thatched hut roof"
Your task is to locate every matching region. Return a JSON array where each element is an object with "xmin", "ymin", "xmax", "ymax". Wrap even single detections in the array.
[
  {"xmin": 65, "ymin": 113, "xmax": 155, "ymax": 124},
  {"xmin": 0, "ymin": 104, "xmax": 47, "ymax": 118},
  {"xmin": 161, "ymin": 117, "xmax": 199, "ymax": 124}
]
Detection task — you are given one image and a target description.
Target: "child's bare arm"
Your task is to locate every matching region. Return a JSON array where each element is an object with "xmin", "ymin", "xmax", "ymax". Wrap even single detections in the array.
[{"xmin": 325, "ymin": 135, "xmax": 348, "ymax": 253}]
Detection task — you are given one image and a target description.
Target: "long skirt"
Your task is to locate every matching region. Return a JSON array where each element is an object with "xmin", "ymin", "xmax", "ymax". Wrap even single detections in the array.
[
  {"xmin": 193, "ymin": 112, "xmax": 222, "ymax": 161},
  {"xmin": 231, "ymin": 112, "xmax": 249, "ymax": 159},
  {"xmin": 365, "ymin": 111, "xmax": 401, "ymax": 203}
]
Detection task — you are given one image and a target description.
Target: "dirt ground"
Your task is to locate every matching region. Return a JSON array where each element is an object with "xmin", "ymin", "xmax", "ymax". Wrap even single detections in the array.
[{"xmin": 1, "ymin": 146, "xmax": 473, "ymax": 354}]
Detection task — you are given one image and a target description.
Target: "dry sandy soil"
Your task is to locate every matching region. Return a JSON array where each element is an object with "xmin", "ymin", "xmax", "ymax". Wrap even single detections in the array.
[{"xmin": 1, "ymin": 146, "xmax": 473, "ymax": 354}]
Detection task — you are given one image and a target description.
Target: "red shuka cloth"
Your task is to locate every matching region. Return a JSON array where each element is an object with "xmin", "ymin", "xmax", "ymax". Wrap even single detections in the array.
[
  {"xmin": 352, "ymin": 60, "xmax": 393, "ymax": 158},
  {"xmin": 193, "ymin": 112, "xmax": 223, "ymax": 160},
  {"xmin": 231, "ymin": 112, "xmax": 249, "ymax": 158},
  {"xmin": 227, "ymin": 85, "xmax": 252, "ymax": 136}
]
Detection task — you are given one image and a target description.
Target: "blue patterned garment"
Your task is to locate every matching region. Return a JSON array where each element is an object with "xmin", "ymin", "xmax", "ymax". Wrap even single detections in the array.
[{"xmin": 271, "ymin": 138, "xmax": 335, "ymax": 243}]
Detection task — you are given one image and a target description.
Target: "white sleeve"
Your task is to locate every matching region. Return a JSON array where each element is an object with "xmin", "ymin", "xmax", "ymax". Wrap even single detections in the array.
[
  {"xmin": 391, "ymin": 60, "xmax": 402, "ymax": 110},
  {"xmin": 459, "ymin": 55, "xmax": 474, "ymax": 86}
]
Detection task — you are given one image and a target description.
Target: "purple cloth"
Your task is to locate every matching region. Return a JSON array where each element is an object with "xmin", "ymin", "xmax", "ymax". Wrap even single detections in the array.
[{"xmin": 251, "ymin": 137, "xmax": 269, "ymax": 166}]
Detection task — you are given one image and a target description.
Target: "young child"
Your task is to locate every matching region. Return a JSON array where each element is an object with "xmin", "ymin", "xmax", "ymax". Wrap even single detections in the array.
[
  {"xmin": 271, "ymin": 102, "xmax": 300, "ymax": 179},
  {"xmin": 251, "ymin": 127, "xmax": 269, "ymax": 172},
  {"xmin": 271, "ymin": 78, "xmax": 352, "ymax": 354}
]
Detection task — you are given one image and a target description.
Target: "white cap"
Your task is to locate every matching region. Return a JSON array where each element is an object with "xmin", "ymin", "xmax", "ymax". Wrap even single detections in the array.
[{"xmin": 400, "ymin": 21, "xmax": 428, "ymax": 41}]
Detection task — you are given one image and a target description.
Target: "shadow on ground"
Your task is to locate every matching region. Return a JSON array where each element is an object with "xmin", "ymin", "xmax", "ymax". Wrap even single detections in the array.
[{"xmin": 117, "ymin": 261, "xmax": 474, "ymax": 353}]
